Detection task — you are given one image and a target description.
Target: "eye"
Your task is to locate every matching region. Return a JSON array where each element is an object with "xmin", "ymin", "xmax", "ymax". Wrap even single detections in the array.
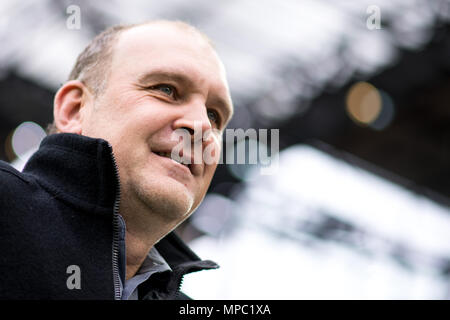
[
  {"xmin": 207, "ymin": 109, "xmax": 221, "ymax": 126},
  {"xmin": 149, "ymin": 84, "xmax": 177, "ymax": 98}
]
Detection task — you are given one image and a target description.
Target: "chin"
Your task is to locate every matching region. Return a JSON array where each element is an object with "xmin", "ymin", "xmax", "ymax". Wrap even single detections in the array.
[{"xmin": 136, "ymin": 179, "xmax": 195, "ymax": 221}]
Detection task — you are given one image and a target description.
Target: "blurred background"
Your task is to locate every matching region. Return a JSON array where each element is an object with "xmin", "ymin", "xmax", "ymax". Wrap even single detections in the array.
[{"xmin": 1, "ymin": 0, "xmax": 450, "ymax": 299}]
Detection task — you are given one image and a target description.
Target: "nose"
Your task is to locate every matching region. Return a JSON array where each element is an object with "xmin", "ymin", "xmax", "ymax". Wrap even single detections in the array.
[
  {"xmin": 172, "ymin": 102, "xmax": 213, "ymax": 143},
  {"xmin": 172, "ymin": 102, "xmax": 222, "ymax": 166}
]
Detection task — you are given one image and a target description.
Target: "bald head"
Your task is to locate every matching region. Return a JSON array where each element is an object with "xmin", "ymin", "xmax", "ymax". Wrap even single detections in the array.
[{"xmin": 68, "ymin": 20, "xmax": 215, "ymax": 96}]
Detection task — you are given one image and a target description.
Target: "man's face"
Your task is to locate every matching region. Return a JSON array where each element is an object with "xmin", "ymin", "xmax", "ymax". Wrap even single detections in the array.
[{"xmin": 81, "ymin": 24, "xmax": 233, "ymax": 222}]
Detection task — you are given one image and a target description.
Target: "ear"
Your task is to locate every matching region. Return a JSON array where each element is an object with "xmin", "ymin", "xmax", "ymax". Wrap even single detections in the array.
[{"xmin": 53, "ymin": 80, "xmax": 93, "ymax": 134}]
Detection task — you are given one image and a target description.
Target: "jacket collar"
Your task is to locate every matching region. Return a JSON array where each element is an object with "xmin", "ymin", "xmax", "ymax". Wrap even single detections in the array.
[
  {"xmin": 23, "ymin": 133, "xmax": 118, "ymax": 215},
  {"xmin": 22, "ymin": 133, "xmax": 218, "ymax": 274}
]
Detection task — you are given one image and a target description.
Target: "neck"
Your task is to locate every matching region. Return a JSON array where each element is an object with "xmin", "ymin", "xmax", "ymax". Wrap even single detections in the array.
[
  {"xmin": 120, "ymin": 193, "xmax": 180, "ymax": 281},
  {"xmin": 124, "ymin": 230, "xmax": 155, "ymax": 280}
]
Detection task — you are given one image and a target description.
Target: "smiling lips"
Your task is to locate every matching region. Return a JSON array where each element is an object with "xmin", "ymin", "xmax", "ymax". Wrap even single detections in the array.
[
  {"xmin": 153, "ymin": 150, "xmax": 200, "ymax": 176},
  {"xmin": 155, "ymin": 151, "xmax": 190, "ymax": 167}
]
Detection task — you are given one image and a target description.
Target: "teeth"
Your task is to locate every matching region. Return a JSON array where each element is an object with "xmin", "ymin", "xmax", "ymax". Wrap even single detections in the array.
[
  {"xmin": 157, "ymin": 152, "xmax": 171, "ymax": 158},
  {"xmin": 156, "ymin": 152, "xmax": 189, "ymax": 167}
]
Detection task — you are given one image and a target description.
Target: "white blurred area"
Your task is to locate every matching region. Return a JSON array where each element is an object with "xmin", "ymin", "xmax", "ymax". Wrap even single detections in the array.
[
  {"xmin": 10, "ymin": 121, "xmax": 46, "ymax": 171},
  {"xmin": 182, "ymin": 145, "xmax": 450, "ymax": 299}
]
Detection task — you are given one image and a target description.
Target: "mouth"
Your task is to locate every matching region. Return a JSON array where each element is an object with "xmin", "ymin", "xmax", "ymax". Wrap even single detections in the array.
[{"xmin": 154, "ymin": 151, "xmax": 193, "ymax": 174}]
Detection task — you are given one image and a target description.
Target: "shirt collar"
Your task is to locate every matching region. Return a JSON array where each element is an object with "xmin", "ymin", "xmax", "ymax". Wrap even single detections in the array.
[
  {"xmin": 120, "ymin": 247, "xmax": 172, "ymax": 300},
  {"xmin": 139, "ymin": 247, "xmax": 172, "ymax": 274}
]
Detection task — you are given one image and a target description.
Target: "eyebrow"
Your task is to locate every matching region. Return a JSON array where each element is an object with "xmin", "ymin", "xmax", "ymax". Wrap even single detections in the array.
[
  {"xmin": 137, "ymin": 69, "xmax": 191, "ymax": 87},
  {"xmin": 136, "ymin": 69, "xmax": 234, "ymax": 125}
]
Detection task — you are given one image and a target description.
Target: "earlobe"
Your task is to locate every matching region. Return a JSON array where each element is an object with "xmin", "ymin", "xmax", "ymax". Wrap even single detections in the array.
[{"xmin": 53, "ymin": 80, "xmax": 91, "ymax": 134}]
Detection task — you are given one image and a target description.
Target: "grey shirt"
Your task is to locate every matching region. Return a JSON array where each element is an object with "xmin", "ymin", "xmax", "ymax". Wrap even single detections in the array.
[{"xmin": 120, "ymin": 246, "xmax": 172, "ymax": 300}]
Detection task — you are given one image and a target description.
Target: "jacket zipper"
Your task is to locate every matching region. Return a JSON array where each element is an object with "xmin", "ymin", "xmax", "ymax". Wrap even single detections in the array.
[
  {"xmin": 172, "ymin": 270, "xmax": 185, "ymax": 299},
  {"xmin": 108, "ymin": 143, "xmax": 122, "ymax": 300}
]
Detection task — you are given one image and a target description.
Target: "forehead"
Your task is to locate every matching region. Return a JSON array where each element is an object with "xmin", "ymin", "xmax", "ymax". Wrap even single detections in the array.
[
  {"xmin": 108, "ymin": 23, "xmax": 233, "ymax": 118},
  {"xmin": 111, "ymin": 24, "xmax": 229, "ymax": 91}
]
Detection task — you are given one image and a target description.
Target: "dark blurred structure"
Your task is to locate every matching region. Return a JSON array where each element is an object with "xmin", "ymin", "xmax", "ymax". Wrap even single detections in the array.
[
  {"xmin": 0, "ymin": 73, "xmax": 53, "ymax": 161},
  {"xmin": 279, "ymin": 23, "xmax": 450, "ymax": 207}
]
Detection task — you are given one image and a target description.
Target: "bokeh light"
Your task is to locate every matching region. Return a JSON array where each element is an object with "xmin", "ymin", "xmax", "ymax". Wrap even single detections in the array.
[
  {"xmin": 346, "ymin": 81, "xmax": 382, "ymax": 126},
  {"xmin": 11, "ymin": 121, "xmax": 46, "ymax": 160},
  {"xmin": 370, "ymin": 89, "xmax": 396, "ymax": 130}
]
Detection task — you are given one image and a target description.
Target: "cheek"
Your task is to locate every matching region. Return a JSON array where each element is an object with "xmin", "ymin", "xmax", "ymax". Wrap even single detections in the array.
[
  {"xmin": 202, "ymin": 134, "xmax": 222, "ymax": 162},
  {"xmin": 201, "ymin": 162, "xmax": 219, "ymax": 188},
  {"xmin": 118, "ymin": 96, "xmax": 174, "ymax": 133},
  {"xmin": 81, "ymin": 108, "xmax": 116, "ymax": 141}
]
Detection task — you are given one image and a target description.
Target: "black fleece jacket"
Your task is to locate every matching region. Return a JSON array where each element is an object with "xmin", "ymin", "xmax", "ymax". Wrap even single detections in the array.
[{"xmin": 0, "ymin": 133, "xmax": 218, "ymax": 300}]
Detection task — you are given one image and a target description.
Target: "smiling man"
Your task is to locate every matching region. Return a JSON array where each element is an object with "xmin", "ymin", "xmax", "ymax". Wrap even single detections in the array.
[{"xmin": 0, "ymin": 20, "xmax": 233, "ymax": 299}]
